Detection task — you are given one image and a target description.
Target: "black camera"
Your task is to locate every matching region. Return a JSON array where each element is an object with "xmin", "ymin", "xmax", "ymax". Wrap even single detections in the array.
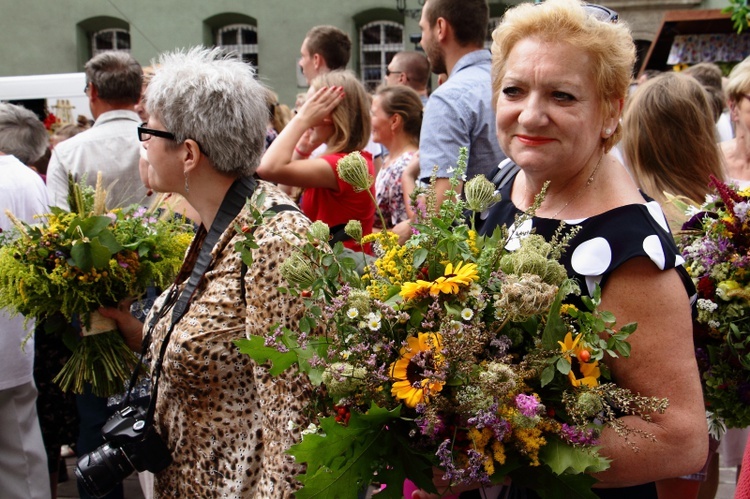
[{"xmin": 75, "ymin": 405, "xmax": 172, "ymax": 498}]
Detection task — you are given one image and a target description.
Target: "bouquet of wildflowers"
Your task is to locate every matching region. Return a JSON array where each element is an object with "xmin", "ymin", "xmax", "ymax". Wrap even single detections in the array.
[
  {"xmin": 236, "ymin": 150, "xmax": 668, "ymax": 498},
  {"xmin": 676, "ymin": 176, "xmax": 750, "ymax": 431},
  {"xmin": 0, "ymin": 174, "xmax": 193, "ymax": 396}
]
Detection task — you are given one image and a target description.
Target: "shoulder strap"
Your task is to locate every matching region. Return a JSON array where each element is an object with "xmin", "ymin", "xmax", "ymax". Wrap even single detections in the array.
[{"xmin": 491, "ymin": 158, "xmax": 520, "ymax": 190}]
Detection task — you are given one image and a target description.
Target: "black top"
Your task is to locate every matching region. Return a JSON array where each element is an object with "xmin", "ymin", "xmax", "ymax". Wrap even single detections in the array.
[{"xmin": 478, "ymin": 170, "xmax": 695, "ymax": 305}]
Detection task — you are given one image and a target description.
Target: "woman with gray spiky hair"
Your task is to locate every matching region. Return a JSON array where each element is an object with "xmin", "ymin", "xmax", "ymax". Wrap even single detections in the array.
[{"xmin": 99, "ymin": 47, "xmax": 318, "ymax": 497}]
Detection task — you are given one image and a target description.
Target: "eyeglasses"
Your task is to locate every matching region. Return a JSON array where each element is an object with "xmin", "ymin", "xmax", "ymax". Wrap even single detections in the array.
[
  {"xmin": 137, "ymin": 123, "xmax": 176, "ymax": 142},
  {"xmin": 583, "ymin": 3, "xmax": 619, "ymax": 23},
  {"xmin": 534, "ymin": 1, "xmax": 618, "ymax": 23},
  {"xmin": 385, "ymin": 68, "xmax": 403, "ymax": 77}
]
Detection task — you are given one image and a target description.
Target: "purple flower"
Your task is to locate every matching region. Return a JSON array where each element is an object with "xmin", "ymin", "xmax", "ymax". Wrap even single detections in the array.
[
  {"xmin": 560, "ymin": 423, "xmax": 600, "ymax": 446},
  {"xmin": 515, "ymin": 393, "xmax": 540, "ymax": 417}
]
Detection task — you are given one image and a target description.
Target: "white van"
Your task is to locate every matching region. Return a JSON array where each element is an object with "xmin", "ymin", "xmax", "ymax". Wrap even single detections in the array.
[{"xmin": 0, "ymin": 72, "xmax": 93, "ymax": 123}]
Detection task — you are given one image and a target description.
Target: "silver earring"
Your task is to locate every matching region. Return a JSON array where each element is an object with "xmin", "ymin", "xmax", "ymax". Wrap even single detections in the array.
[
  {"xmin": 604, "ymin": 128, "xmax": 613, "ymax": 136},
  {"xmin": 184, "ymin": 172, "xmax": 190, "ymax": 194}
]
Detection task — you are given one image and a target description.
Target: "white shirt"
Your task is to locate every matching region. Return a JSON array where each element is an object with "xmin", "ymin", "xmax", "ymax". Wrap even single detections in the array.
[
  {"xmin": 0, "ymin": 154, "xmax": 48, "ymax": 389},
  {"xmin": 46, "ymin": 109, "xmax": 149, "ymax": 210}
]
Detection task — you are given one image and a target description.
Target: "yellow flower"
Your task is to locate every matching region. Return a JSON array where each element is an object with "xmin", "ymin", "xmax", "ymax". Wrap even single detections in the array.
[
  {"xmin": 400, "ymin": 261, "xmax": 478, "ymax": 300},
  {"xmin": 400, "ymin": 280, "xmax": 433, "ymax": 300},
  {"xmin": 390, "ymin": 332, "xmax": 445, "ymax": 407},
  {"xmin": 430, "ymin": 261, "xmax": 479, "ymax": 295},
  {"xmin": 558, "ymin": 332, "xmax": 600, "ymax": 387}
]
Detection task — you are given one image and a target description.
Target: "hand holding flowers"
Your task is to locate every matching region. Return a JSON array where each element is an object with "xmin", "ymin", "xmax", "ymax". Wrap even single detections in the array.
[{"xmin": 0, "ymin": 174, "xmax": 193, "ymax": 396}]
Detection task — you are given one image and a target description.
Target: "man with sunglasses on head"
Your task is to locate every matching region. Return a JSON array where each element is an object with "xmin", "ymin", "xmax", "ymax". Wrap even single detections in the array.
[
  {"xmin": 46, "ymin": 51, "xmax": 148, "ymax": 211},
  {"xmin": 385, "ymin": 51, "xmax": 431, "ymax": 106},
  {"xmin": 44, "ymin": 51, "xmax": 147, "ymax": 499}
]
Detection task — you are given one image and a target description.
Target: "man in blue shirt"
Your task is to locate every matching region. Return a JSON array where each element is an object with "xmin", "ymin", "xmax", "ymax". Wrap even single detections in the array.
[{"xmin": 418, "ymin": 0, "xmax": 506, "ymax": 208}]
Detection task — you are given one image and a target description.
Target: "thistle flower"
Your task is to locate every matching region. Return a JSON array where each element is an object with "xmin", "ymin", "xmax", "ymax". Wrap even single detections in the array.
[
  {"xmin": 500, "ymin": 235, "xmax": 567, "ymax": 286},
  {"xmin": 337, "ymin": 151, "xmax": 373, "ymax": 192},
  {"xmin": 279, "ymin": 251, "xmax": 316, "ymax": 289},
  {"xmin": 321, "ymin": 362, "xmax": 366, "ymax": 397},
  {"xmin": 345, "ymin": 220, "xmax": 363, "ymax": 242},
  {"xmin": 308, "ymin": 220, "xmax": 330, "ymax": 242},
  {"xmin": 465, "ymin": 174, "xmax": 501, "ymax": 213},
  {"xmin": 496, "ymin": 274, "xmax": 558, "ymax": 322},
  {"xmin": 346, "ymin": 288, "xmax": 371, "ymax": 317},
  {"xmin": 576, "ymin": 391, "xmax": 604, "ymax": 418}
]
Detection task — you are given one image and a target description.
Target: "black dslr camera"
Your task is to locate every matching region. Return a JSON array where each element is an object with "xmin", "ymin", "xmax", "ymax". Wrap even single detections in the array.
[{"xmin": 75, "ymin": 405, "xmax": 172, "ymax": 498}]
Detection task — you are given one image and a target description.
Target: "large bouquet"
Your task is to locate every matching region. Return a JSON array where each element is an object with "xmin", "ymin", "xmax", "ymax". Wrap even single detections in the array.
[
  {"xmin": 676, "ymin": 177, "xmax": 750, "ymax": 431},
  {"xmin": 237, "ymin": 150, "xmax": 668, "ymax": 498},
  {"xmin": 0, "ymin": 174, "xmax": 194, "ymax": 396}
]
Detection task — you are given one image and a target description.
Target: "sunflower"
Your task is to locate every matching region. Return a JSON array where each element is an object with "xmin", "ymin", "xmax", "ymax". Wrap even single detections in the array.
[
  {"xmin": 390, "ymin": 332, "xmax": 445, "ymax": 407},
  {"xmin": 399, "ymin": 261, "xmax": 479, "ymax": 301},
  {"xmin": 400, "ymin": 280, "xmax": 434, "ymax": 301},
  {"xmin": 430, "ymin": 261, "xmax": 479, "ymax": 295},
  {"xmin": 557, "ymin": 332, "xmax": 600, "ymax": 387}
]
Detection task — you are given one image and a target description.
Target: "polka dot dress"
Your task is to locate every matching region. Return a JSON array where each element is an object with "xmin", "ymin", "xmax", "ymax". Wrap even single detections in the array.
[{"xmin": 479, "ymin": 172, "xmax": 694, "ymax": 304}]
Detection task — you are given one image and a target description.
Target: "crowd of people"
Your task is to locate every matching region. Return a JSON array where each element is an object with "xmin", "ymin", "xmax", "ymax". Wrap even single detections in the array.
[{"xmin": 1, "ymin": 0, "xmax": 750, "ymax": 497}]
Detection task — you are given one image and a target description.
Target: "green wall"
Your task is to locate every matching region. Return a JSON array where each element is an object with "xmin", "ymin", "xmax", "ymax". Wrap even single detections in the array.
[{"xmin": 0, "ymin": 0, "xmax": 426, "ymax": 106}]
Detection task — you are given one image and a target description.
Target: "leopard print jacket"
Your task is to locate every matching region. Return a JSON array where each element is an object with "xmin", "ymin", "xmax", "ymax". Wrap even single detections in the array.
[{"xmin": 145, "ymin": 181, "xmax": 315, "ymax": 498}]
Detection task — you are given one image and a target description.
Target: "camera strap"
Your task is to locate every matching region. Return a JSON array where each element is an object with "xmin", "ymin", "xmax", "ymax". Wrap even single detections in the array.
[{"xmin": 124, "ymin": 176, "xmax": 257, "ymax": 425}]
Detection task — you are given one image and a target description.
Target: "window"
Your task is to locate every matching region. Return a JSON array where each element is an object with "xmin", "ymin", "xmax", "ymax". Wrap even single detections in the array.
[
  {"xmin": 360, "ymin": 21, "xmax": 404, "ymax": 91},
  {"xmin": 217, "ymin": 24, "xmax": 258, "ymax": 67},
  {"xmin": 92, "ymin": 28, "xmax": 130, "ymax": 56},
  {"xmin": 485, "ymin": 17, "xmax": 502, "ymax": 50}
]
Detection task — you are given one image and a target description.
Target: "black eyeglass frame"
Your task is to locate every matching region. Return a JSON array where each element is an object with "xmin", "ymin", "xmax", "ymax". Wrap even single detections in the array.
[
  {"xmin": 385, "ymin": 68, "xmax": 404, "ymax": 77},
  {"xmin": 137, "ymin": 123, "xmax": 177, "ymax": 143}
]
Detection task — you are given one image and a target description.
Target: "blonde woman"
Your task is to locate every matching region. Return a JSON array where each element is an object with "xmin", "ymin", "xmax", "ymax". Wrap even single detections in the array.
[{"xmin": 258, "ymin": 69, "xmax": 375, "ymax": 252}]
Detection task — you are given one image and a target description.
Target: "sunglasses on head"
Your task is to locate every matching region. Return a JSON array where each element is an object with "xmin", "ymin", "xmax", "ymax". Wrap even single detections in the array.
[
  {"xmin": 534, "ymin": 1, "xmax": 618, "ymax": 23},
  {"xmin": 583, "ymin": 3, "xmax": 619, "ymax": 23}
]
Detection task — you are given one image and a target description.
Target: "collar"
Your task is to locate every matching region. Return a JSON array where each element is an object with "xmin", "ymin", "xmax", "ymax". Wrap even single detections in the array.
[
  {"xmin": 450, "ymin": 49, "xmax": 491, "ymax": 77},
  {"xmin": 92, "ymin": 109, "xmax": 141, "ymax": 127}
]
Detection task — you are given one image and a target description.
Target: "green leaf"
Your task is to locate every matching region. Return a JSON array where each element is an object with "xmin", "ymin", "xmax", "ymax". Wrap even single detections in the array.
[
  {"xmin": 598, "ymin": 311, "xmax": 615, "ymax": 324},
  {"xmin": 541, "ymin": 287, "xmax": 568, "ymax": 349},
  {"xmin": 539, "ymin": 437, "xmax": 610, "ymax": 475},
  {"xmin": 291, "ymin": 404, "xmax": 403, "ymax": 498},
  {"xmin": 69, "ymin": 238, "xmax": 112, "ymax": 271},
  {"xmin": 70, "ymin": 215, "xmax": 113, "ymax": 237},
  {"xmin": 300, "ymin": 317, "xmax": 311, "ymax": 334},
  {"xmin": 618, "ymin": 322, "xmax": 637, "ymax": 334},
  {"xmin": 556, "ymin": 357, "xmax": 571, "ymax": 375},
  {"xmin": 235, "ymin": 335, "xmax": 299, "ymax": 375},
  {"xmin": 541, "ymin": 364, "xmax": 556, "ymax": 387},
  {"xmin": 413, "ymin": 248, "xmax": 428, "ymax": 269}
]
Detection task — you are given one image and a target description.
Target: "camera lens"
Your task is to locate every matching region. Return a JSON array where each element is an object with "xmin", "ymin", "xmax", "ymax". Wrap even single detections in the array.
[{"xmin": 75, "ymin": 443, "xmax": 135, "ymax": 498}]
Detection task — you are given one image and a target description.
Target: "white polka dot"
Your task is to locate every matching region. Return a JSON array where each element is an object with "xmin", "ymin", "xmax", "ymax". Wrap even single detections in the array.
[
  {"xmin": 645, "ymin": 201, "xmax": 669, "ymax": 232},
  {"xmin": 570, "ymin": 237, "xmax": 612, "ymax": 275},
  {"xmin": 642, "ymin": 234, "xmax": 666, "ymax": 270},
  {"xmin": 505, "ymin": 218, "xmax": 533, "ymax": 251}
]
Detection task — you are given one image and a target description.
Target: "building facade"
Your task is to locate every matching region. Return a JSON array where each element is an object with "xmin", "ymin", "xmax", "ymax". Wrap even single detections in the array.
[{"xmin": 0, "ymin": 0, "xmax": 727, "ymax": 107}]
